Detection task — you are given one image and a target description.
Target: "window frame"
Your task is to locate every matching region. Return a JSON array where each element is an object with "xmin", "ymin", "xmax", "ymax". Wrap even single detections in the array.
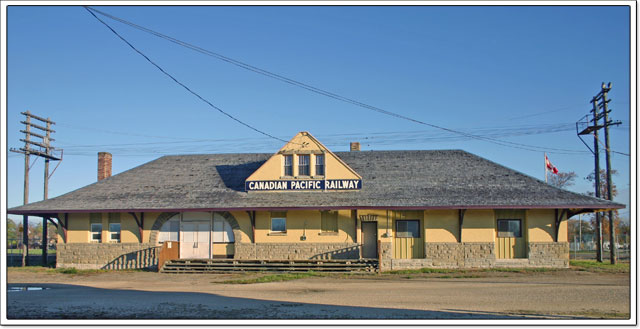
[
  {"xmin": 321, "ymin": 210, "xmax": 338, "ymax": 233},
  {"xmin": 109, "ymin": 223, "xmax": 121, "ymax": 243},
  {"xmin": 395, "ymin": 220, "xmax": 421, "ymax": 238},
  {"xmin": 90, "ymin": 223, "xmax": 103, "ymax": 243},
  {"xmin": 298, "ymin": 154, "xmax": 310, "ymax": 176},
  {"xmin": 497, "ymin": 219, "xmax": 522, "ymax": 238},
  {"xmin": 283, "ymin": 155, "xmax": 293, "ymax": 177},
  {"xmin": 270, "ymin": 212, "xmax": 287, "ymax": 233},
  {"xmin": 315, "ymin": 154, "xmax": 325, "ymax": 176}
]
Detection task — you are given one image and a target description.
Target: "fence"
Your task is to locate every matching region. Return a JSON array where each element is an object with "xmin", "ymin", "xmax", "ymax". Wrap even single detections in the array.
[
  {"xmin": 568, "ymin": 234, "xmax": 630, "ymax": 261},
  {"xmin": 6, "ymin": 238, "xmax": 57, "ymax": 266}
]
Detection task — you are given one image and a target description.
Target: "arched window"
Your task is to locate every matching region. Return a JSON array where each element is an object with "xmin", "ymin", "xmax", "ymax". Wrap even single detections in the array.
[
  {"xmin": 213, "ymin": 213, "xmax": 235, "ymax": 243},
  {"xmin": 158, "ymin": 214, "xmax": 180, "ymax": 243}
]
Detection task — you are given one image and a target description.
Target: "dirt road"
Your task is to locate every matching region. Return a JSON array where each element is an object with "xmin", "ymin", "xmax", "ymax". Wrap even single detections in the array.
[{"xmin": 7, "ymin": 269, "xmax": 630, "ymax": 320}]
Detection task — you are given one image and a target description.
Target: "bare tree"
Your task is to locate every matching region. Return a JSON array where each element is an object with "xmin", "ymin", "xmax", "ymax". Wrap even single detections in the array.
[{"xmin": 548, "ymin": 171, "xmax": 577, "ymax": 189}]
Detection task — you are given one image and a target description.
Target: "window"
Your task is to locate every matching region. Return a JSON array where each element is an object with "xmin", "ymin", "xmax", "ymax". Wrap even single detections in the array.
[
  {"xmin": 270, "ymin": 212, "xmax": 287, "ymax": 233},
  {"xmin": 283, "ymin": 155, "xmax": 293, "ymax": 176},
  {"xmin": 321, "ymin": 210, "xmax": 338, "ymax": 233},
  {"xmin": 91, "ymin": 223, "xmax": 102, "ymax": 242},
  {"xmin": 298, "ymin": 155, "xmax": 310, "ymax": 176},
  {"xmin": 109, "ymin": 223, "xmax": 121, "ymax": 242},
  {"xmin": 213, "ymin": 214, "xmax": 235, "ymax": 243},
  {"xmin": 315, "ymin": 154, "xmax": 325, "ymax": 176},
  {"xmin": 108, "ymin": 213, "xmax": 121, "ymax": 243},
  {"xmin": 497, "ymin": 219, "xmax": 522, "ymax": 238},
  {"xmin": 396, "ymin": 220, "xmax": 420, "ymax": 238},
  {"xmin": 159, "ymin": 216, "xmax": 180, "ymax": 243}
]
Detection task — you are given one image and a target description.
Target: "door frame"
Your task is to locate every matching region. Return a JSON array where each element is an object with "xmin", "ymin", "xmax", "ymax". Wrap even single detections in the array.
[
  {"xmin": 495, "ymin": 210, "xmax": 527, "ymax": 259},
  {"xmin": 179, "ymin": 213, "xmax": 212, "ymax": 259},
  {"xmin": 361, "ymin": 221, "xmax": 378, "ymax": 259}
]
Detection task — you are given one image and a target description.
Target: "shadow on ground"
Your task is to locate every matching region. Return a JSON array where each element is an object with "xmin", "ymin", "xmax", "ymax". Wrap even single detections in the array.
[{"xmin": 7, "ymin": 283, "xmax": 578, "ymax": 320}]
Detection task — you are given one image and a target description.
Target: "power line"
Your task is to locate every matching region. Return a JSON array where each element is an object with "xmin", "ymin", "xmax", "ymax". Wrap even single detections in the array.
[
  {"xmin": 84, "ymin": 7, "xmax": 604, "ymax": 155},
  {"xmin": 84, "ymin": 7, "xmax": 289, "ymax": 145}
]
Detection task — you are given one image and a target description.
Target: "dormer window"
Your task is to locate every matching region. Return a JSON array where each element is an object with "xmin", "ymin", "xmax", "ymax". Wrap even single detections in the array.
[
  {"xmin": 283, "ymin": 155, "xmax": 293, "ymax": 176},
  {"xmin": 315, "ymin": 154, "xmax": 325, "ymax": 176},
  {"xmin": 298, "ymin": 155, "xmax": 310, "ymax": 176}
]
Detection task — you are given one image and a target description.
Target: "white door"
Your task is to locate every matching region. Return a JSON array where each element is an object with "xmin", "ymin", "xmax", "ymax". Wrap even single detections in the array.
[{"xmin": 180, "ymin": 221, "xmax": 210, "ymax": 259}]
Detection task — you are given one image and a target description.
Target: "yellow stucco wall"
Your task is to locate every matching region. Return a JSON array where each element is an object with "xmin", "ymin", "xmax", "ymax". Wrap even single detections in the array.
[
  {"xmin": 246, "ymin": 132, "xmax": 361, "ymax": 182},
  {"xmin": 228, "ymin": 211, "xmax": 252, "ymax": 243},
  {"xmin": 461, "ymin": 210, "xmax": 495, "ymax": 242},
  {"xmin": 526, "ymin": 209, "xmax": 567, "ymax": 242},
  {"xmin": 246, "ymin": 155, "xmax": 282, "ymax": 180},
  {"xmin": 254, "ymin": 210, "xmax": 356, "ymax": 243},
  {"xmin": 527, "ymin": 209, "xmax": 554, "ymax": 242},
  {"xmin": 58, "ymin": 208, "xmax": 571, "ymax": 245},
  {"xmin": 425, "ymin": 209, "xmax": 458, "ymax": 242}
]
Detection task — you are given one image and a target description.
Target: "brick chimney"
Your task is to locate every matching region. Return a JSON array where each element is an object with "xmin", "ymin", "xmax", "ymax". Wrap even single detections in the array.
[
  {"xmin": 98, "ymin": 152, "xmax": 112, "ymax": 181},
  {"xmin": 350, "ymin": 142, "xmax": 360, "ymax": 152}
]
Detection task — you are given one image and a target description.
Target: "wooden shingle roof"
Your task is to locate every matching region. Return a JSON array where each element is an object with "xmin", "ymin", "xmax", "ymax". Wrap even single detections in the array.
[{"xmin": 8, "ymin": 150, "xmax": 624, "ymax": 214}]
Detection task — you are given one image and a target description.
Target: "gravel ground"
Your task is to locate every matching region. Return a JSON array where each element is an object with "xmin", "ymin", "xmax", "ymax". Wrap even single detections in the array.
[{"xmin": 6, "ymin": 269, "xmax": 630, "ymax": 320}]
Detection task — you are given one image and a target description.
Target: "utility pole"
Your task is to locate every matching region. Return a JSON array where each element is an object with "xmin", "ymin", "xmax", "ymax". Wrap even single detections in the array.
[
  {"xmin": 576, "ymin": 82, "xmax": 621, "ymax": 264},
  {"xmin": 10, "ymin": 111, "xmax": 61, "ymax": 267},
  {"xmin": 599, "ymin": 83, "xmax": 621, "ymax": 264},
  {"xmin": 591, "ymin": 98, "xmax": 603, "ymax": 262}
]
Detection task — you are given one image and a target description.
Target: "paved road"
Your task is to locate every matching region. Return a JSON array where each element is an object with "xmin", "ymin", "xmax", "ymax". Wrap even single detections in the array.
[{"xmin": 6, "ymin": 270, "xmax": 630, "ymax": 320}]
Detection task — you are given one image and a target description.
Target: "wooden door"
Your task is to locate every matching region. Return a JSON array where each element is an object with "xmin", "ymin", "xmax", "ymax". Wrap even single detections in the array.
[
  {"xmin": 394, "ymin": 219, "xmax": 424, "ymax": 259},
  {"xmin": 180, "ymin": 221, "xmax": 210, "ymax": 259},
  {"xmin": 361, "ymin": 222, "xmax": 378, "ymax": 259},
  {"xmin": 496, "ymin": 219, "xmax": 525, "ymax": 259}
]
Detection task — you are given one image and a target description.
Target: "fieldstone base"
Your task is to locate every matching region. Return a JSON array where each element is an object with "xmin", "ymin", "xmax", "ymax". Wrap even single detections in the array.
[
  {"xmin": 527, "ymin": 242, "xmax": 569, "ymax": 268},
  {"xmin": 56, "ymin": 243, "xmax": 159, "ymax": 270},
  {"xmin": 234, "ymin": 243, "xmax": 361, "ymax": 260},
  {"xmin": 387, "ymin": 242, "xmax": 569, "ymax": 270}
]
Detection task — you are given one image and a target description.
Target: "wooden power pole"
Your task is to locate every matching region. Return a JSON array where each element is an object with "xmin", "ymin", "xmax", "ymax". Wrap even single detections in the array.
[
  {"xmin": 576, "ymin": 83, "xmax": 621, "ymax": 264},
  {"xmin": 10, "ymin": 111, "xmax": 61, "ymax": 267}
]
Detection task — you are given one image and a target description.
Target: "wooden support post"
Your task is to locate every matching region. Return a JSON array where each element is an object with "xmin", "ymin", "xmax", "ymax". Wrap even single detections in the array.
[
  {"xmin": 62, "ymin": 213, "xmax": 68, "ymax": 243},
  {"xmin": 377, "ymin": 239, "xmax": 382, "ymax": 273},
  {"xmin": 352, "ymin": 209, "xmax": 358, "ymax": 244},
  {"xmin": 42, "ymin": 216, "xmax": 48, "ymax": 266},
  {"xmin": 252, "ymin": 211, "xmax": 256, "ymax": 243},
  {"xmin": 555, "ymin": 209, "xmax": 567, "ymax": 242},
  {"xmin": 458, "ymin": 209, "xmax": 466, "ymax": 243},
  {"xmin": 129, "ymin": 212, "xmax": 144, "ymax": 243}
]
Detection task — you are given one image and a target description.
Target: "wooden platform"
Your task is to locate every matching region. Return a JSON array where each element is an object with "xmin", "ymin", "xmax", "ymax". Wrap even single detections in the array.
[{"xmin": 160, "ymin": 259, "xmax": 378, "ymax": 273}]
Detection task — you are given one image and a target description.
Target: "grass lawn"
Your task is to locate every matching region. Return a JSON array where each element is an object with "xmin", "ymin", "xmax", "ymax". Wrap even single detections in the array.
[
  {"xmin": 569, "ymin": 260, "xmax": 630, "ymax": 273},
  {"xmin": 7, "ymin": 249, "xmax": 57, "ymax": 255}
]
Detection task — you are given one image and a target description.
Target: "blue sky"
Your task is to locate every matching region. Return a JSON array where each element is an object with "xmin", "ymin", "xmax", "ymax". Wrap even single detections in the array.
[{"xmin": 5, "ymin": 5, "xmax": 632, "ymax": 222}]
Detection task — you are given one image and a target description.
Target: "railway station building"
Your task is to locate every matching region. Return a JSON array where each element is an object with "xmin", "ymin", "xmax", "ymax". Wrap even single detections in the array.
[{"xmin": 8, "ymin": 132, "xmax": 624, "ymax": 271}]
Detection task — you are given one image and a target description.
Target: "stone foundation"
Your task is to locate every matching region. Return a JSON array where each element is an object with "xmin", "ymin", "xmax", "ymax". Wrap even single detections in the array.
[
  {"xmin": 56, "ymin": 243, "xmax": 159, "ymax": 270},
  {"xmin": 234, "ymin": 243, "xmax": 360, "ymax": 260},
  {"xmin": 421, "ymin": 242, "xmax": 496, "ymax": 269},
  {"xmin": 527, "ymin": 242, "xmax": 569, "ymax": 268},
  {"xmin": 388, "ymin": 242, "xmax": 569, "ymax": 270}
]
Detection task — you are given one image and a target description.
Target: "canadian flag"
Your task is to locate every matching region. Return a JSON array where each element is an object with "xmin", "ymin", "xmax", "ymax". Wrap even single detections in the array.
[{"xmin": 545, "ymin": 154, "xmax": 559, "ymax": 174}]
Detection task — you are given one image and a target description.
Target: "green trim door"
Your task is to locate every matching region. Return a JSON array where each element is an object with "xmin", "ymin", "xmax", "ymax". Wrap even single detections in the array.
[
  {"xmin": 496, "ymin": 211, "xmax": 526, "ymax": 259},
  {"xmin": 393, "ymin": 211, "xmax": 424, "ymax": 259}
]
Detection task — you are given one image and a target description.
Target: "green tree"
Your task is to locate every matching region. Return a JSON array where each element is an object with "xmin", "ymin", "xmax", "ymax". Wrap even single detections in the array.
[{"xmin": 7, "ymin": 219, "xmax": 18, "ymax": 240}]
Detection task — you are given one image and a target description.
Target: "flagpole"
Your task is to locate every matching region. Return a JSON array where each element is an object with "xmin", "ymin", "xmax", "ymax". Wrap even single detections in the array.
[{"xmin": 544, "ymin": 152, "xmax": 548, "ymax": 183}]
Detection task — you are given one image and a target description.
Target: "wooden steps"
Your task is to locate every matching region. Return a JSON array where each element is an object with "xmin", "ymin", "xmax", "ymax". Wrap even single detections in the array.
[{"xmin": 161, "ymin": 259, "xmax": 378, "ymax": 273}]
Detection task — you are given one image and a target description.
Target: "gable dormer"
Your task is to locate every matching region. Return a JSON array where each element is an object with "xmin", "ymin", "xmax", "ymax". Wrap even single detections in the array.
[{"xmin": 245, "ymin": 132, "xmax": 362, "ymax": 192}]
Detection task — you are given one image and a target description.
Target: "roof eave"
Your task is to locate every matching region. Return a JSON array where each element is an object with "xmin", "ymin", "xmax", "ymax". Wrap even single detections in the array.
[{"xmin": 8, "ymin": 203, "xmax": 625, "ymax": 216}]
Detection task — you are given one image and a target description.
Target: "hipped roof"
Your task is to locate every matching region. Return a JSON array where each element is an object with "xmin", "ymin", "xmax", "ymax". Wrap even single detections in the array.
[{"xmin": 8, "ymin": 150, "xmax": 624, "ymax": 215}]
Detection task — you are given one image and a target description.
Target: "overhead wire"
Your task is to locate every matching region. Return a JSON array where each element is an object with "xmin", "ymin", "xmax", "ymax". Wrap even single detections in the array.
[
  {"xmin": 84, "ymin": 6, "xmax": 290, "ymax": 145},
  {"xmin": 84, "ymin": 7, "xmax": 609, "ymax": 155}
]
